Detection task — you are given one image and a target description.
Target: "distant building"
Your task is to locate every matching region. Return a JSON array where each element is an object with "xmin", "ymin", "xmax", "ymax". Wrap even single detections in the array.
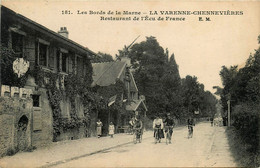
[{"xmin": 92, "ymin": 61, "xmax": 147, "ymax": 134}]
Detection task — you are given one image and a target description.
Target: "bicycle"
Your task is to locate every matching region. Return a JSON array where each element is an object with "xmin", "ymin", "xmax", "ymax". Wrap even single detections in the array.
[
  {"xmin": 133, "ymin": 128, "xmax": 142, "ymax": 144},
  {"xmin": 187, "ymin": 125, "xmax": 193, "ymax": 139},
  {"xmin": 154, "ymin": 128, "xmax": 161, "ymax": 144},
  {"xmin": 165, "ymin": 126, "xmax": 173, "ymax": 145},
  {"xmin": 127, "ymin": 125, "xmax": 133, "ymax": 135}
]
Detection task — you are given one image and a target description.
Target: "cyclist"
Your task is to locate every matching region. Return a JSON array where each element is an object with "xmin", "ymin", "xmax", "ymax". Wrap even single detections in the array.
[
  {"xmin": 187, "ymin": 116, "xmax": 195, "ymax": 138},
  {"xmin": 153, "ymin": 114, "xmax": 164, "ymax": 143},
  {"xmin": 164, "ymin": 113, "xmax": 175, "ymax": 144},
  {"xmin": 133, "ymin": 117, "xmax": 143, "ymax": 142}
]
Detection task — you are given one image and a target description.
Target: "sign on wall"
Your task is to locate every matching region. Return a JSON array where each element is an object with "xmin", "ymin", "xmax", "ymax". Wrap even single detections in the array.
[{"xmin": 13, "ymin": 58, "xmax": 30, "ymax": 78}]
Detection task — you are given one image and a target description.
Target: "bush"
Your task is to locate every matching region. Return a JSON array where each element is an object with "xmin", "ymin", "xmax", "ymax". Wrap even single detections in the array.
[
  {"xmin": 25, "ymin": 146, "xmax": 37, "ymax": 152},
  {"xmin": 233, "ymin": 103, "xmax": 259, "ymax": 154},
  {"xmin": 226, "ymin": 127, "xmax": 260, "ymax": 167},
  {"xmin": 6, "ymin": 147, "xmax": 19, "ymax": 156}
]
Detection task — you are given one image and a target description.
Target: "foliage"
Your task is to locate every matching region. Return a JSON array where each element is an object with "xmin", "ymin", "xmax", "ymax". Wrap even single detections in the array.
[
  {"xmin": 25, "ymin": 146, "xmax": 37, "ymax": 152},
  {"xmin": 116, "ymin": 36, "xmax": 217, "ymax": 120},
  {"xmin": 227, "ymin": 127, "xmax": 260, "ymax": 167},
  {"xmin": 6, "ymin": 147, "xmax": 19, "ymax": 156},
  {"xmin": 232, "ymin": 103, "xmax": 259, "ymax": 154},
  {"xmin": 218, "ymin": 35, "xmax": 260, "ymax": 166},
  {"xmin": 95, "ymin": 79, "xmax": 126, "ymax": 103},
  {"xmin": 91, "ymin": 52, "xmax": 114, "ymax": 63},
  {"xmin": 219, "ymin": 35, "xmax": 260, "ymax": 110},
  {"xmin": 64, "ymin": 72, "xmax": 94, "ymax": 129},
  {"xmin": 30, "ymin": 62, "xmax": 96, "ymax": 140},
  {"xmin": 0, "ymin": 44, "xmax": 29, "ymax": 87}
]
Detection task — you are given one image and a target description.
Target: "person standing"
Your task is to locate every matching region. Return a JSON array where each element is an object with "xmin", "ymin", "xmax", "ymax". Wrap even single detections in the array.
[
  {"xmin": 96, "ymin": 119, "xmax": 103, "ymax": 138},
  {"xmin": 210, "ymin": 117, "xmax": 214, "ymax": 127},
  {"xmin": 128, "ymin": 117, "xmax": 135, "ymax": 134},
  {"xmin": 109, "ymin": 122, "xmax": 115, "ymax": 138}
]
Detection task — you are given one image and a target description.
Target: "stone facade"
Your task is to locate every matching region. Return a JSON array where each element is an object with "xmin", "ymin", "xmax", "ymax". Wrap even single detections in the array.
[{"xmin": 0, "ymin": 85, "xmax": 33, "ymax": 156}]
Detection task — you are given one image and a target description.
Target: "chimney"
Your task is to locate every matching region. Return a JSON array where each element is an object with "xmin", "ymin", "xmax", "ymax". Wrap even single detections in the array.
[{"xmin": 58, "ymin": 27, "xmax": 69, "ymax": 38}]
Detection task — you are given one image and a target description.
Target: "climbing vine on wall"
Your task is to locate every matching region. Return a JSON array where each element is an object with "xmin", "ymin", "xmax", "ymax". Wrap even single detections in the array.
[
  {"xmin": 0, "ymin": 44, "xmax": 29, "ymax": 87},
  {"xmin": 1, "ymin": 44, "xmax": 128, "ymax": 139},
  {"xmin": 94, "ymin": 79, "xmax": 128, "ymax": 115},
  {"xmin": 30, "ymin": 60, "xmax": 95, "ymax": 140}
]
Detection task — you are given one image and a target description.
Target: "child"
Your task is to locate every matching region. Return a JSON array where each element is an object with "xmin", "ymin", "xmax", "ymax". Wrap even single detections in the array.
[{"xmin": 109, "ymin": 122, "xmax": 115, "ymax": 138}]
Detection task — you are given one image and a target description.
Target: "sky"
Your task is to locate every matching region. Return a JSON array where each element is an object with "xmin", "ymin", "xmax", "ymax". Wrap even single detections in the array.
[{"xmin": 2, "ymin": 0, "xmax": 260, "ymax": 94}]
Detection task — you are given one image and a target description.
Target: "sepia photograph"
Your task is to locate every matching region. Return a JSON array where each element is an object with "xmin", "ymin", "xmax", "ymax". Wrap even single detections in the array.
[{"xmin": 0, "ymin": 0, "xmax": 259, "ymax": 167}]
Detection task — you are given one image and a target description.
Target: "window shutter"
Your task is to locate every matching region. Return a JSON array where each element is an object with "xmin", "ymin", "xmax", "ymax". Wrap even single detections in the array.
[
  {"xmin": 48, "ymin": 47, "xmax": 55, "ymax": 69},
  {"xmin": 56, "ymin": 50, "xmax": 61, "ymax": 72},
  {"xmin": 66, "ymin": 54, "xmax": 69, "ymax": 73},
  {"xmin": 35, "ymin": 41, "xmax": 39, "ymax": 65},
  {"xmin": 68, "ymin": 55, "xmax": 73, "ymax": 74}
]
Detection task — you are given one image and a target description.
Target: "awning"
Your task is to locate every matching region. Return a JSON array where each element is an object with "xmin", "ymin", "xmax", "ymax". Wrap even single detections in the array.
[{"xmin": 126, "ymin": 99, "xmax": 147, "ymax": 111}]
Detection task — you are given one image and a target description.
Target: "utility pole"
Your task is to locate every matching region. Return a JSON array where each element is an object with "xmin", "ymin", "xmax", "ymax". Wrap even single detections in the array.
[{"xmin": 227, "ymin": 94, "xmax": 231, "ymax": 127}]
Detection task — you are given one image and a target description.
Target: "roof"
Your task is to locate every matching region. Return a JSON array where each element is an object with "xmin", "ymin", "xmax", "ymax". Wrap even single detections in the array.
[
  {"xmin": 129, "ymin": 71, "xmax": 138, "ymax": 92},
  {"xmin": 92, "ymin": 61, "xmax": 127, "ymax": 86},
  {"xmin": 126, "ymin": 99, "xmax": 148, "ymax": 111},
  {"xmin": 1, "ymin": 5, "xmax": 98, "ymax": 57}
]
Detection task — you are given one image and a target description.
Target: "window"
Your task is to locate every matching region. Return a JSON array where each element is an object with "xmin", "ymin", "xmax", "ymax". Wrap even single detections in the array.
[
  {"xmin": 57, "ymin": 48, "xmax": 69, "ymax": 73},
  {"xmin": 76, "ymin": 56, "xmax": 83, "ymax": 76},
  {"xmin": 57, "ymin": 48, "xmax": 68, "ymax": 73},
  {"xmin": 11, "ymin": 32, "xmax": 24, "ymax": 58},
  {"xmin": 57, "ymin": 51, "xmax": 60, "ymax": 71},
  {"xmin": 32, "ymin": 95, "xmax": 40, "ymax": 107},
  {"xmin": 61, "ymin": 52, "xmax": 68, "ymax": 72},
  {"xmin": 37, "ymin": 39, "xmax": 49, "ymax": 67},
  {"xmin": 39, "ymin": 43, "xmax": 48, "ymax": 66}
]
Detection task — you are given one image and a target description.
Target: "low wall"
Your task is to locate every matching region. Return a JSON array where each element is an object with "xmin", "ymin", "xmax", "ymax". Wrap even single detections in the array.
[
  {"xmin": 56, "ymin": 126, "xmax": 86, "ymax": 141},
  {"xmin": 0, "ymin": 95, "xmax": 32, "ymax": 156}
]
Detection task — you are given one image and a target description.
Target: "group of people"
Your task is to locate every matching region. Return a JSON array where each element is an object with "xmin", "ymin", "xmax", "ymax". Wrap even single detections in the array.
[
  {"xmin": 96, "ymin": 115, "xmax": 143, "ymax": 138},
  {"xmin": 152, "ymin": 113, "xmax": 175, "ymax": 143},
  {"xmin": 96, "ymin": 119, "xmax": 115, "ymax": 138},
  {"xmin": 96, "ymin": 112, "xmax": 195, "ymax": 142},
  {"xmin": 153, "ymin": 113, "xmax": 196, "ymax": 142}
]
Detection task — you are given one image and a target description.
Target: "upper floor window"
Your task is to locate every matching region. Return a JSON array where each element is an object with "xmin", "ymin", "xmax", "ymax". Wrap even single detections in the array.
[
  {"xmin": 32, "ymin": 95, "xmax": 40, "ymax": 107},
  {"xmin": 57, "ymin": 48, "xmax": 68, "ymax": 73},
  {"xmin": 11, "ymin": 32, "xmax": 24, "ymax": 58},
  {"xmin": 9, "ymin": 27, "xmax": 26, "ymax": 58},
  {"xmin": 61, "ymin": 52, "xmax": 68, "ymax": 72},
  {"xmin": 39, "ymin": 43, "xmax": 48, "ymax": 66},
  {"xmin": 37, "ymin": 39, "xmax": 49, "ymax": 67},
  {"xmin": 76, "ymin": 56, "xmax": 83, "ymax": 76}
]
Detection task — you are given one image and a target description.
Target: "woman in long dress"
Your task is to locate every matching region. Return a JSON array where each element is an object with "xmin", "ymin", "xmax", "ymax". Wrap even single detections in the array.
[
  {"xmin": 153, "ymin": 115, "xmax": 164, "ymax": 142},
  {"xmin": 109, "ymin": 122, "xmax": 115, "ymax": 138},
  {"xmin": 96, "ymin": 119, "xmax": 103, "ymax": 138}
]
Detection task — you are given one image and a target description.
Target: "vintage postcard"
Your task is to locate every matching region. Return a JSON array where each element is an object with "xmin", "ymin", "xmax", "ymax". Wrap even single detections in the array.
[{"xmin": 0, "ymin": 0, "xmax": 259, "ymax": 167}]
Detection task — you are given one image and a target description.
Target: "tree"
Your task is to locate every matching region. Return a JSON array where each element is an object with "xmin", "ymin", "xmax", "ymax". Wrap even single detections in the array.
[
  {"xmin": 91, "ymin": 52, "xmax": 114, "ymax": 63},
  {"xmin": 119, "ymin": 36, "xmax": 172, "ymax": 118},
  {"xmin": 218, "ymin": 65, "xmax": 238, "ymax": 114},
  {"xmin": 218, "ymin": 35, "xmax": 260, "ymax": 166},
  {"xmin": 117, "ymin": 36, "xmax": 217, "ymax": 120}
]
